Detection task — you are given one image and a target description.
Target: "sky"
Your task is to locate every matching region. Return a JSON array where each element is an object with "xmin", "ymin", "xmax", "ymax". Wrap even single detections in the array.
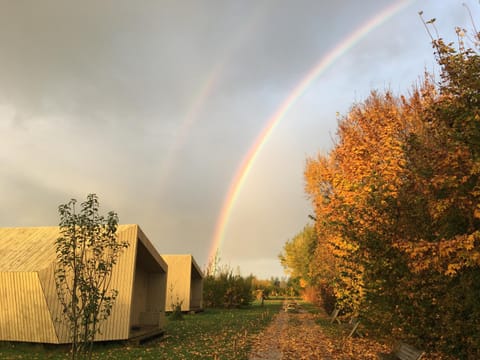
[{"xmin": 1, "ymin": 0, "xmax": 479, "ymax": 279}]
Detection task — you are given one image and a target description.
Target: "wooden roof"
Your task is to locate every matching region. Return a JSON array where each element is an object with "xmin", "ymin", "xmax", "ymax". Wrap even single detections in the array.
[
  {"xmin": 0, "ymin": 226, "xmax": 59, "ymax": 272},
  {"xmin": 0, "ymin": 224, "xmax": 164, "ymax": 272},
  {"xmin": 161, "ymin": 254, "xmax": 204, "ymax": 279}
]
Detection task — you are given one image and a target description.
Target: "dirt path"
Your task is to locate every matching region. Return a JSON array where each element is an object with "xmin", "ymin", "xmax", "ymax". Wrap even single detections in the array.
[
  {"xmin": 247, "ymin": 308, "xmax": 288, "ymax": 360},
  {"xmin": 248, "ymin": 303, "xmax": 389, "ymax": 360},
  {"xmin": 248, "ymin": 303, "xmax": 336, "ymax": 360}
]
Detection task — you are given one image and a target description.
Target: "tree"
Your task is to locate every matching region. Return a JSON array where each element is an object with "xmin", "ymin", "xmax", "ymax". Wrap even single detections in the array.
[
  {"xmin": 54, "ymin": 194, "xmax": 129, "ymax": 359},
  {"xmin": 304, "ymin": 90, "xmax": 414, "ymax": 315},
  {"xmin": 279, "ymin": 224, "xmax": 318, "ymax": 285},
  {"xmin": 303, "ymin": 10, "xmax": 480, "ymax": 357},
  {"xmin": 279, "ymin": 225, "xmax": 331, "ymax": 304},
  {"xmin": 393, "ymin": 15, "xmax": 480, "ymax": 356}
]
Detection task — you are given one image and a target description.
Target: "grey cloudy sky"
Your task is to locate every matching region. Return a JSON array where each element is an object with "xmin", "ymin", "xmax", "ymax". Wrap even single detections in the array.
[{"xmin": 1, "ymin": 0, "xmax": 478, "ymax": 278}]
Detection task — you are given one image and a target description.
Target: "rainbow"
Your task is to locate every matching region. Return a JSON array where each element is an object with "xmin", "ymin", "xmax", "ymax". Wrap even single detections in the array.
[
  {"xmin": 155, "ymin": 70, "xmax": 220, "ymax": 190},
  {"xmin": 155, "ymin": 3, "xmax": 270, "ymax": 192},
  {"xmin": 208, "ymin": 0, "xmax": 414, "ymax": 261}
]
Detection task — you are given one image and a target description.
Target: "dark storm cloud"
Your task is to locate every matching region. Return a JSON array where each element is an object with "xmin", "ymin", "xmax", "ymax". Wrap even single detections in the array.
[{"xmin": 0, "ymin": 0, "xmax": 233, "ymax": 122}]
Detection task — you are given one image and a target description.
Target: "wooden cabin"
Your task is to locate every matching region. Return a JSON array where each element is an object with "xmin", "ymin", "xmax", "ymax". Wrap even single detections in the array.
[
  {"xmin": 161, "ymin": 255, "xmax": 204, "ymax": 312},
  {"xmin": 0, "ymin": 224, "xmax": 167, "ymax": 343}
]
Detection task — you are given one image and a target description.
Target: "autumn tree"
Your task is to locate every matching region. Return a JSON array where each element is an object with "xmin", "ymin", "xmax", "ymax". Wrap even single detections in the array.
[
  {"xmin": 393, "ymin": 15, "xmax": 480, "ymax": 357},
  {"xmin": 55, "ymin": 194, "xmax": 129, "ymax": 359},
  {"xmin": 403, "ymin": 14, "xmax": 480, "ymax": 277},
  {"xmin": 305, "ymin": 90, "xmax": 417, "ymax": 317},
  {"xmin": 278, "ymin": 224, "xmax": 332, "ymax": 306},
  {"xmin": 303, "ymin": 11, "xmax": 480, "ymax": 357}
]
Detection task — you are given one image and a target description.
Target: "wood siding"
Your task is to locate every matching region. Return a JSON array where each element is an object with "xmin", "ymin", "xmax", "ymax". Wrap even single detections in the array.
[
  {"xmin": 97, "ymin": 224, "xmax": 138, "ymax": 341},
  {"xmin": 162, "ymin": 255, "xmax": 204, "ymax": 312},
  {"xmin": 0, "ymin": 224, "xmax": 166, "ymax": 343},
  {"xmin": 0, "ymin": 272, "xmax": 58, "ymax": 343},
  {"xmin": 0, "ymin": 227, "xmax": 57, "ymax": 272},
  {"xmin": 38, "ymin": 263, "xmax": 68, "ymax": 343},
  {"xmin": 130, "ymin": 236, "xmax": 167, "ymax": 329}
]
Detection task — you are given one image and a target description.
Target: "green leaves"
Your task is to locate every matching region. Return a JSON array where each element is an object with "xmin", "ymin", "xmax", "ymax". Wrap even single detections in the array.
[
  {"xmin": 203, "ymin": 266, "xmax": 254, "ymax": 308},
  {"xmin": 54, "ymin": 193, "xmax": 128, "ymax": 359}
]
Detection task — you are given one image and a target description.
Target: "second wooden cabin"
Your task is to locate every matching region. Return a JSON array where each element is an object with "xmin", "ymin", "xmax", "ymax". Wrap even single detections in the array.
[{"xmin": 161, "ymin": 254, "xmax": 204, "ymax": 312}]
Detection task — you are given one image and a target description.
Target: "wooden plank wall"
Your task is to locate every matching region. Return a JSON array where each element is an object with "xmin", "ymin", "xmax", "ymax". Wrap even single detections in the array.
[
  {"xmin": 0, "ymin": 227, "xmax": 57, "ymax": 272},
  {"xmin": 96, "ymin": 224, "xmax": 137, "ymax": 341},
  {"xmin": 38, "ymin": 263, "xmax": 69, "ymax": 343},
  {"xmin": 0, "ymin": 272, "xmax": 58, "ymax": 343},
  {"xmin": 38, "ymin": 224, "xmax": 138, "ymax": 342},
  {"xmin": 0, "ymin": 224, "xmax": 166, "ymax": 343},
  {"xmin": 163, "ymin": 255, "xmax": 192, "ymax": 311}
]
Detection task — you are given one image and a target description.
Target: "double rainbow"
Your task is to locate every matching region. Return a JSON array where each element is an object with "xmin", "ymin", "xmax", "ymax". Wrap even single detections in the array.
[{"xmin": 208, "ymin": 0, "xmax": 414, "ymax": 261}]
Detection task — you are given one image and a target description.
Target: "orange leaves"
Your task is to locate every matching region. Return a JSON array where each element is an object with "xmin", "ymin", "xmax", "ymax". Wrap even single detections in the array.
[
  {"xmin": 302, "ymin": 17, "xmax": 480, "ymax": 357},
  {"xmin": 305, "ymin": 91, "xmax": 416, "ymax": 313},
  {"xmin": 273, "ymin": 307, "xmax": 390, "ymax": 360},
  {"xmin": 474, "ymin": 204, "xmax": 480, "ymax": 219},
  {"xmin": 334, "ymin": 92, "xmax": 407, "ymax": 187},
  {"xmin": 401, "ymin": 232, "xmax": 480, "ymax": 276}
]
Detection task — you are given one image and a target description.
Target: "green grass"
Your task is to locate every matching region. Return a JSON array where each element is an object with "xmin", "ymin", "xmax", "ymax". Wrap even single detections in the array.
[
  {"xmin": 299, "ymin": 301, "xmax": 322, "ymax": 315},
  {"xmin": 0, "ymin": 300, "xmax": 283, "ymax": 360}
]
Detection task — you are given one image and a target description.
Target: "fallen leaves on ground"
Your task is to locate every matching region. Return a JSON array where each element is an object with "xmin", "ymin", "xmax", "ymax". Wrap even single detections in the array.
[{"xmin": 249, "ymin": 304, "xmax": 391, "ymax": 360}]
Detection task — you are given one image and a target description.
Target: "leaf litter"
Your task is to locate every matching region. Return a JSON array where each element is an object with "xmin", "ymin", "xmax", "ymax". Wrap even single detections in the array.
[{"xmin": 248, "ymin": 303, "xmax": 390, "ymax": 360}]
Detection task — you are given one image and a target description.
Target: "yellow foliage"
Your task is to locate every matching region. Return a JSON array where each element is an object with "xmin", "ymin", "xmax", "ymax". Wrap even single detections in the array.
[{"xmin": 299, "ymin": 278, "xmax": 308, "ymax": 289}]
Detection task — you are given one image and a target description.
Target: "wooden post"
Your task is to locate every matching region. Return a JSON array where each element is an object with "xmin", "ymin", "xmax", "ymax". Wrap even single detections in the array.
[{"xmin": 330, "ymin": 308, "xmax": 341, "ymax": 324}]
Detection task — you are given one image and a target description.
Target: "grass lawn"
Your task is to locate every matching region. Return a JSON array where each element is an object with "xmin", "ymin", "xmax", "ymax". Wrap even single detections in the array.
[{"xmin": 0, "ymin": 300, "xmax": 283, "ymax": 360}]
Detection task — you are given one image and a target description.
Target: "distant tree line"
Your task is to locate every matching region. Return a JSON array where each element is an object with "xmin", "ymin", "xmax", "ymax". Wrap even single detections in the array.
[{"xmin": 202, "ymin": 253, "xmax": 295, "ymax": 308}]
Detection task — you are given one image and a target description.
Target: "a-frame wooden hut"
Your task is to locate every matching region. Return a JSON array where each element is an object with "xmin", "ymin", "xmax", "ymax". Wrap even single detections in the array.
[
  {"xmin": 0, "ymin": 224, "xmax": 167, "ymax": 343},
  {"xmin": 161, "ymin": 255, "xmax": 203, "ymax": 312}
]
